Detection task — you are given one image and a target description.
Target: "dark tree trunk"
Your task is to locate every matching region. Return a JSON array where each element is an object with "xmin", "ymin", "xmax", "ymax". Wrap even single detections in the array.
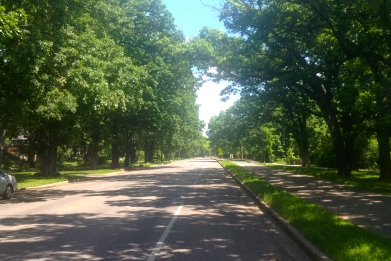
[
  {"xmin": 88, "ymin": 129, "xmax": 101, "ymax": 170},
  {"xmin": 124, "ymin": 132, "xmax": 137, "ymax": 168},
  {"xmin": 36, "ymin": 126, "xmax": 59, "ymax": 176},
  {"xmin": 27, "ymin": 146, "xmax": 35, "ymax": 168},
  {"xmin": 144, "ymin": 141, "xmax": 150, "ymax": 163},
  {"xmin": 149, "ymin": 142, "xmax": 155, "ymax": 162},
  {"xmin": 46, "ymin": 127, "xmax": 59, "ymax": 175},
  {"xmin": 311, "ymin": 83, "xmax": 353, "ymax": 178},
  {"xmin": 377, "ymin": 129, "xmax": 391, "ymax": 181},
  {"xmin": 89, "ymin": 143, "xmax": 98, "ymax": 170},
  {"xmin": 130, "ymin": 146, "xmax": 137, "ymax": 163},
  {"xmin": 124, "ymin": 133, "xmax": 131, "ymax": 168},
  {"xmin": 144, "ymin": 141, "xmax": 155, "ymax": 163},
  {"xmin": 35, "ymin": 130, "xmax": 46, "ymax": 175},
  {"xmin": 366, "ymin": 60, "xmax": 391, "ymax": 181},
  {"xmin": 34, "ymin": 129, "xmax": 46, "ymax": 175},
  {"xmin": 284, "ymin": 43, "xmax": 354, "ymax": 177},
  {"xmin": 323, "ymin": 109, "xmax": 352, "ymax": 178},
  {"xmin": 293, "ymin": 114, "xmax": 310, "ymax": 167},
  {"xmin": 111, "ymin": 121, "xmax": 120, "ymax": 169},
  {"xmin": 299, "ymin": 144, "xmax": 310, "ymax": 167}
]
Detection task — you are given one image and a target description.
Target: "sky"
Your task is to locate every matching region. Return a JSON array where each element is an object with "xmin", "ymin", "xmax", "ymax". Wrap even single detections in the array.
[{"xmin": 161, "ymin": 0, "xmax": 238, "ymax": 134}]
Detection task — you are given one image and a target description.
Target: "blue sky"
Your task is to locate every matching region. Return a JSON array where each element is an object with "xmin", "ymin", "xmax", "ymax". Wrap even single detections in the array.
[
  {"xmin": 161, "ymin": 0, "xmax": 238, "ymax": 134},
  {"xmin": 162, "ymin": 0, "xmax": 225, "ymax": 37}
]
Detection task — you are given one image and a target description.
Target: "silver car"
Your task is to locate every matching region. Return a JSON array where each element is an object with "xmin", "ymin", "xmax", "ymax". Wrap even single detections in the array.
[{"xmin": 0, "ymin": 169, "xmax": 17, "ymax": 200}]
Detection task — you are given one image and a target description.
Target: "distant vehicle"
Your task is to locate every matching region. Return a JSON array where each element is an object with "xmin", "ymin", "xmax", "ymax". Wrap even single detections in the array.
[{"xmin": 0, "ymin": 169, "xmax": 17, "ymax": 200}]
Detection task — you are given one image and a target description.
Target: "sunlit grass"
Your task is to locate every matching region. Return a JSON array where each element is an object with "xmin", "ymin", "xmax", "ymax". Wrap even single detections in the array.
[
  {"xmin": 8, "ymin": 160, "xmax": 173, "ymax": 189},
  {"xmin": 10, "ymin": 169, "xmax": 122, "ymax": 189},
  {"xmin": 220, "ymin": 160, "xmax": 391, "ymax": 261},
  {"xmin": 266, "ymin": 165, "xmax": 391, "ymax": 195}
]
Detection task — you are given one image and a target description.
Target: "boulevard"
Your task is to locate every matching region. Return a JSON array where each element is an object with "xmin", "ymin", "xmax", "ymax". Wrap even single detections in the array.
[{"xmin": 0, "ymin": 159, "xmax": 310, "ymax": 260}]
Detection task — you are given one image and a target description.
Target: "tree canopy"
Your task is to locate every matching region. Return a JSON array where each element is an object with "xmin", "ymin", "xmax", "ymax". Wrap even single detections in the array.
[
  {"xmin": 197, "ymin": 0, "xmax": 391, "ymax": 180},
  {"xmin": 0, "ymin": 0, "xmax": 204, "ymax": 174}
]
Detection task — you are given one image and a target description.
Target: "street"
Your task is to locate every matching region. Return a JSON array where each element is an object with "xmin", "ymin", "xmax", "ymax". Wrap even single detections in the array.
[{"xmin": 0, "ymin": 159, "xmax": 311, "ymax": 260}]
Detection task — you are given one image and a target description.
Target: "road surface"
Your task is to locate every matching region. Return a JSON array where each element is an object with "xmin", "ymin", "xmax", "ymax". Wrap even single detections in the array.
[{"xmin": 0, "ymin": 159, "xmax": 311, "ymax": 260}]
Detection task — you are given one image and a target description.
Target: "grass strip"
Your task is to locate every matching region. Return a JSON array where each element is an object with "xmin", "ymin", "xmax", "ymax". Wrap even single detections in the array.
[
  {"xmin": 11, "ymin": 160, "xmax": 169, "ymax": 188},
  {"xmin": 220, "ymin": 160, "xmax": 391, "ymax": 261},
  {"xmin": 12, "ymin": 169, "xmax": 122, "ymax": 188}
]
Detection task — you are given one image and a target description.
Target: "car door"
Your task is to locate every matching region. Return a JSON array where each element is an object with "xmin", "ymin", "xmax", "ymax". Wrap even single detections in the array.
[{"xmin": 0, "ymin": 170, "xmax": 6, "ymax": 193}]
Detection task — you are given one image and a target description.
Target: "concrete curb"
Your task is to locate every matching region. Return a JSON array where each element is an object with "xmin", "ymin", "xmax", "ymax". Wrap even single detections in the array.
[{"xmin": 219, "ymin": 161, "xmax": 331, "ymax": 261}]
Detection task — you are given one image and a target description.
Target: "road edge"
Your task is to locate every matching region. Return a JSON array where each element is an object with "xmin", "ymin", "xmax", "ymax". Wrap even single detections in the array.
[{"xmin": 218, "ymin": 160, "xmax": 332, "ymax": 261}]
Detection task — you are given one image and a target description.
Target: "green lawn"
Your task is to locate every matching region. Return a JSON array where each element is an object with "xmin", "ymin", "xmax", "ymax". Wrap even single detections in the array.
[
  {"xmin": 8, "ymin": 160, "xmax": 170, "ymax": 189},
  {"xmin": 10, "ymin": 169, "xmax": 123, "ymax": 189},
  {"xmin": 220, "ymin": 161, "xmax": 391, "ymax": 261}
]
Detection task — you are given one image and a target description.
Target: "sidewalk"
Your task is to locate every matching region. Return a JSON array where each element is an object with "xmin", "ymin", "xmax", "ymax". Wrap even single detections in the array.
[{"xmin": 233, "ymin": 161, "xmax": 391, "ymax": 239}]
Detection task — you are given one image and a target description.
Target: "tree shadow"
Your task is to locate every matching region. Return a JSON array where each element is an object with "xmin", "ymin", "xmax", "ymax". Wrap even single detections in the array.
[{"xmin": 0, "ymin": 164, "xmax": 305, "ymax": 260}]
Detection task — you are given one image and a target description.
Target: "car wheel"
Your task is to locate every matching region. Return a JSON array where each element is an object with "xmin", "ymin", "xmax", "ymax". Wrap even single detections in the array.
[{"xmin": 2, "ymin": 185, "xmax": 12, "ymax": 200}]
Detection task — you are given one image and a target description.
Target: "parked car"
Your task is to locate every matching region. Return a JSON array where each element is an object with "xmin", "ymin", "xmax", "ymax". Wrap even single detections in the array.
[{"xmin": 0, "ymin": 169, "xmax": 17, "ymax": 200}]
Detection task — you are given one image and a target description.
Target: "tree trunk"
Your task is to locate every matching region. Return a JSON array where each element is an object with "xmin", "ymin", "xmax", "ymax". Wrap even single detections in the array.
[
  {"xmin": 363, "ymin": 55, "xmax": 391, "ymax": 181},
  {"xmin": 46, "ymin": 126, "xmax": 59, "ymax": 175},
  {"xmin": 144, "ymin": 141, "xmax": 155, "ymax": 163},
  {"xmin": 88, "ymin": 129, "xmax": 101, "ymax": 170},
  {"xmin": 285, "ymin": 44, "xmax": 354, "ymax": 176},
  {"xmin": 314, "ymin": 88, "xmax": 353, "ymax": 178},
  {"xmin": 293, "ymin": 113, "xmax": 311, "ymax": 167},
  {"xmin": 39, "ymin": 152, "xmax": 46, "ymax": 175},
  {"xmin": 124, "ymin": 132, "xmax": 131, "ymax": 168},
  {"xmin": 111, "ymin": 121, "xmax": 120, "ymax": 169},
  {"xmin": 33, "ymin": 129, "xmax": 46, "ymax": 175},
  {"xmin": 27, "ymin": 146, "xmax": 36, "ymax": 168},
  {"xmin": 240, "ymin": 142, "xmax": 243, "ymax": 160},
  {"xmin": 144, "ymin": 141, "xmax": 150, "ymax": 163},
  {"xmin": 36, "ymin": 126, "xmax": 59, "ymax": 176},
  {"xmin": 125, "ymin": 132, "xmax": 137, "ymax": 167},
  {"xmin": 323, "ymin": 111, "xmax": 351, "ymax": 177},
  {"xmin": 377, "ymin": 129, "xmax": 391, "ymax": 181},
  {"xmin": 88, "ymin": 143, "xmax": 99, "ymax": 170}
]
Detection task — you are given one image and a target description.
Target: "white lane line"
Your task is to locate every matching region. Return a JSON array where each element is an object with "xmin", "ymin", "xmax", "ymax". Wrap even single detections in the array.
[
  {"xmin": 147, "ymin": 205, "xmax": 184, "ymax": 261},
  {"xmin": 147, "ymin": 165, "xmax": 206, "ymax": 260},
  {"xmin": 193, "ymin": 167, "xmax": 205, "ymax": 185}
]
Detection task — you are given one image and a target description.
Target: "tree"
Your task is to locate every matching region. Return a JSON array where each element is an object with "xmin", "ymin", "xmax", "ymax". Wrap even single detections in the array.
[
  {"xmin": 0, "ymin": 5, "xmax": 28, "ymax": 167},
  {"xmin": 197, "ymin": 1, "xmax": 377, "ymax": 177},
  {"xmin": 2, "ymin": 0, "xmax": 130, "ymax": 174},
  {"xmin": 294, "ymin": 0, "xmax": 391, "ymax": 179},
  {"xmin": 0, "ymin": 0, "xmax": 203, "ymax": 172}
]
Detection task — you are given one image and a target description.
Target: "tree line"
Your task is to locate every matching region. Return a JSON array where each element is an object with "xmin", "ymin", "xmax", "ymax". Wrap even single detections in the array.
[
  {"xmin": 0, "ymin": 0, "xmax": 207, "ymax": 175},
  {"xmin": 194, "ymin": 0, "xmax": 391, "ymax": 180}
]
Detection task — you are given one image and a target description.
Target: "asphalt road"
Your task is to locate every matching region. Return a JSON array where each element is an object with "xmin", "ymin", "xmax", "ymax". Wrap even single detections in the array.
[{"xmin": 0, "ymin": 159, "xmax": 311, "ymax": 260}]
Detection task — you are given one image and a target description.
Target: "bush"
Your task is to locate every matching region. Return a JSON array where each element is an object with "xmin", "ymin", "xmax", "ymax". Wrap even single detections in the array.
[
  {"xmin": 2, "ymin": 159, "xmax": 15, "ymax": 170},
  {"xmin": 357, "ymin": 137, "xmax": 379, "ymax": 171},
  {"xmin": 311, "ymin": 141, "xmax": 336, "ymax": 168}
]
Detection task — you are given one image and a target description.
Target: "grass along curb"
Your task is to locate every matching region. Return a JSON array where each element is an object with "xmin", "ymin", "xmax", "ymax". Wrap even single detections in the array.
[
  {"xmin": 13, "ymin": 169, "xmax": 125, "ymax": 189},
  {"xmin": 219, "ymin": 160, "xmax": 391, "ymax": 261}
]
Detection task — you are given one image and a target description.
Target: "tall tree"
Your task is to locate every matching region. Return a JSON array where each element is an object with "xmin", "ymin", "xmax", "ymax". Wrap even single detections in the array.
[
  {"xmin": 0, "ymin": 5, "xmax": 28, "ymax": 167},
  {"xmin": 196, "ymin": 1, "xmax": 374, "ymax": 177}
]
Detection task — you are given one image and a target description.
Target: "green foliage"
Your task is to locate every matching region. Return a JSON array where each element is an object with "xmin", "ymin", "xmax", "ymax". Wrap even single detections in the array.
[
  {"xmin": 217, "ymin": 148, "xmax": 223, "ymax": 158},
  {"xmin": 197, "ymin": 0, "xmax": 391, "ymax": 178},
  {"xmin": 0, "ymin": 0, "xmax": 203, "ymax": 173}
]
